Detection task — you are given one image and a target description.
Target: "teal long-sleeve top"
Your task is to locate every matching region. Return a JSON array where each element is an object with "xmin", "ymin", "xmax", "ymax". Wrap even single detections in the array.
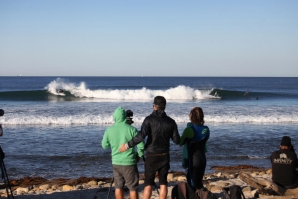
[{"xmin": 179, "ymin": 122, "xmax": 210, "ymax": 168}]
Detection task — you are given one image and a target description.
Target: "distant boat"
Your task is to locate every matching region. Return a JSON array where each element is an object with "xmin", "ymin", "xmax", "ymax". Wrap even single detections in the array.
[{"xmin": 17, "ymin": 74, "xmax": 22, "ymax": 76}]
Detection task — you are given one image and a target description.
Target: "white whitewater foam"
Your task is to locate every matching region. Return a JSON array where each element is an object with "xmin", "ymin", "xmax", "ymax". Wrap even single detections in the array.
[
  {"xmin": 1, "ymin": 113, "xmax": 298, "ymax": 125},
  {"xmin": 45, "ymin": 78, "xmax": 213, "ymax": 100}
]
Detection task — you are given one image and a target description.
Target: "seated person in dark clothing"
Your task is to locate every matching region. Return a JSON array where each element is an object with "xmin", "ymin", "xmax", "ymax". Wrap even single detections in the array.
[{"xmin": 271, "ymin": 136, "xmax": 298, "ymax": 188}]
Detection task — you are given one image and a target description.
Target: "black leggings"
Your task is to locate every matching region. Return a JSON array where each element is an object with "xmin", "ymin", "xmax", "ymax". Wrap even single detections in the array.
[{"xmin": 187, "ymin": 150, "xmax": 206, "ymax": 189}]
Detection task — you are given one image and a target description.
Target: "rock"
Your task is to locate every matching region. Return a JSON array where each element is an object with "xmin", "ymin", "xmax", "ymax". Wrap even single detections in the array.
[
  {"xmin": 52, "ymin": 184, "xmax": 60, "ymax": 190},
  {"xmin": 229, "ymin": 174, "xmax": 236, "ymax": 178},
  {"xmin": 98, "ymin": 181, "xmax": 105, "ymax": 185},
  {"xmin": 75, "ymin": 184, "xmax": 83, "ymax": 190},
  {"xmin": 103, "ymin": 183, "xmax": 111, "ymax": 188},
  {"xmin": 217, "ymin": 182, "xmax": 229, "ymax": 187},
  {"xmin": 33, "ymin": 187, "xmax": 40, "ymax": 192},
  {"xmin": 16, "ymin": 187, "xmax": 30, "ymax": 195},
  {"xmin": 82, "ymin": 183, "xmax": 91, "ymax": 189},
  {"xmin": 90, "ymin": 184, "xmax": 99, "ymax": 188},
  {"xmin": 88, "ymin": 180, "xmax": 97, "ymax": 185},
  {"xmin": 210, "ymin": 185, "xmax": 223, "ymax": 192},
  {"xmin": 215, "ymin": 172, "xmax": 222, "ymax": 177},
  {"xmin": 243, "ymin": 191, "xmax": 253, "ymax": 198},
  {"xmin": 39, "ymin": 184, "xmax": 50, "ymax": 190},
  {"xmin": 251, "ymin": 189, "xmax": 258, "ymax": 197},
  {"xmin": 62, "ymin": 185, "xmax": 74, "ymax": 191},
  {"xmin": 259, "ymin": 171, "xmax": 265, "ymax": 176},
  {"xmin": 177, "ymin": 176, "xmax": 187, "ymax": 181},
  {"xmin": 36, "ymin": 190, "xmax": 46, "ymax": 194},
  {"xmin": 242, "ymin": 186, "xmax": 251, "ymax": 192},
  {"xmin": 47, "ymin": 189, "xmax": 54, "ymax": 194},
  {"xmin": 167, "ymin": 173, "xmax": 174, "ymax": 181},
  {"xmin": 266, "ymin": 169, "xmax": 272, "ymax": 174},
  {"xmin": 210, "ymin": 181, "xmax": 228, "ymax": 187}
]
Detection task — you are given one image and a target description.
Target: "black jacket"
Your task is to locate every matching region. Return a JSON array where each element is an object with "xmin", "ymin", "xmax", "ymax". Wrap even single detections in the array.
[
  {"xmin": 128, "ymin": 110, "xmax": 180, "ymax": 154},
  {"xmin": 271, "ymin": 149, "xmax": 298, "ymax": 187}
]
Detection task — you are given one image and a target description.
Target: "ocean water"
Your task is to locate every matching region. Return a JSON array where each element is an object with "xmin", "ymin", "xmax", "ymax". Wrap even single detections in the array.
[{"xmin": 0, "ymin": 76, "xmax": 298, "ymax": 180}]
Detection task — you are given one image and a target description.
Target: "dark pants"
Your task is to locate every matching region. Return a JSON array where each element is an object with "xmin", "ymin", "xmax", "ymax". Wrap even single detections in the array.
[
  {"xmin": 187, "ymin": 150, "xmax": 206, "ymax": 189},
  {"xmin": 144, "ymin": 153, "xmax": 170, "ymax": 186}
]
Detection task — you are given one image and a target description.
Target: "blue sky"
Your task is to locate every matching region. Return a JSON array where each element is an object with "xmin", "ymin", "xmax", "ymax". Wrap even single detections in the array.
[{"xmin": 1, "ymin": 0, "xmax": 297, "ymax": 76}]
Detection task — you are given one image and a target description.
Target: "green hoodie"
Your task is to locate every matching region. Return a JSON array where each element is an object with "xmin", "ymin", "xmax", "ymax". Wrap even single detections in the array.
[{"xmin": 101, "ymin": 107, "xmax": 144, "ymax": 165}]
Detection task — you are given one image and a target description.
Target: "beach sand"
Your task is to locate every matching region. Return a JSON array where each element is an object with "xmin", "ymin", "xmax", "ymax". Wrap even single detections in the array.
[{"xmin": 2, "ymin": 165, "xmax": 295, "ymax": 199}]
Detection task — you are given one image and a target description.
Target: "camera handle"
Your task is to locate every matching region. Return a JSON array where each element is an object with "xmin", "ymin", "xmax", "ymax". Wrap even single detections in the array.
[{"xmin": 0, "ymin": 147, "xmax": 14, "ymax": 199}]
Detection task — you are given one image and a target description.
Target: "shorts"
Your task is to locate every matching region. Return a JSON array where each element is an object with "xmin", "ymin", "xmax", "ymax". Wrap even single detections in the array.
[
  {"xmin": 112, "ymin": 164, "xmax": 139, "ymax": 191},
  {"xmin": 144, "ymin": 153, "xmax": 170, "ymax": 186}
]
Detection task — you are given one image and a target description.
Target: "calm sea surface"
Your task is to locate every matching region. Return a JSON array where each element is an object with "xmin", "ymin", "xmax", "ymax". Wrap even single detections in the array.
[{"xmin": 0, "ymin": 76, "xmax": 298, "ymax": 180}]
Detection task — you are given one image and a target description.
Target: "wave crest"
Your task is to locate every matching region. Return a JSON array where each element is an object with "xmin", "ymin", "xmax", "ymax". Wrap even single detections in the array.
[{"xmin": 45, "ymin": 78, "xmax": 213, "ymax": 100}]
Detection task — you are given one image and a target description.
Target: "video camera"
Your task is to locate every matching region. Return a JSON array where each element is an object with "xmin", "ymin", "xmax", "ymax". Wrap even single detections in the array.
[{"xmin": 126, "ymin": 109, "xmax": 134, "ymax": 125}]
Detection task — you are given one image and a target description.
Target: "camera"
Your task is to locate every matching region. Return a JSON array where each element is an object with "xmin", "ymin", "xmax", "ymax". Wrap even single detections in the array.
[{"xmin": 126, "ymin": 109, "xmax": 134, "ymax": 125}]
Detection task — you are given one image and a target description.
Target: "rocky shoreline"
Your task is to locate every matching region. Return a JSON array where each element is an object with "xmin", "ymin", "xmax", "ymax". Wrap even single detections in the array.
[{"xmin": 1, "ymin": 165, "xmax": 291, "ymax": 199}]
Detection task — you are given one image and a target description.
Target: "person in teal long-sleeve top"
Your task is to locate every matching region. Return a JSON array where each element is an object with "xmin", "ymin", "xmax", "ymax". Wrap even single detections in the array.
[
  {"xmin": 102, "ymin": 107, "xmax": 144, "ymax": 199},
  {"xmin": 179, "ymin": 107, "xmax": 210, "ymax": 189}
]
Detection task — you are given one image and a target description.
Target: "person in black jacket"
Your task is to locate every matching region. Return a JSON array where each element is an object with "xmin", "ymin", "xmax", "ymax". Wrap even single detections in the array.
[
  {"xmin": 119, "ymin": 96, "xmax": 180, "ymax": 199},
  {"xmin": 271, "ymin": 136, "xmax": 298, "ymax": 188}
]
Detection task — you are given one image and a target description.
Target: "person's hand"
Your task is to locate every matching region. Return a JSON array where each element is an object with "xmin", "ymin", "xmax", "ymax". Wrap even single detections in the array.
[{"xmin": 118, "ymin": 143, "xmax": 128, "ymax": 152}]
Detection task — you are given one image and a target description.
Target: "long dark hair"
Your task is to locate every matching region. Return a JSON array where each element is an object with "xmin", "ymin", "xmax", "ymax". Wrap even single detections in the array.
[{"xmin": 189, "ymin": 107, "xmax": 205, "ymax": 125}]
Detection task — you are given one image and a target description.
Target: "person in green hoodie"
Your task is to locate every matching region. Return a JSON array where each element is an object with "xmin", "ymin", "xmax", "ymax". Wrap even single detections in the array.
[{"xmin": 102, "ymin": 107, "xmax": 144, "ymax": 199}]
